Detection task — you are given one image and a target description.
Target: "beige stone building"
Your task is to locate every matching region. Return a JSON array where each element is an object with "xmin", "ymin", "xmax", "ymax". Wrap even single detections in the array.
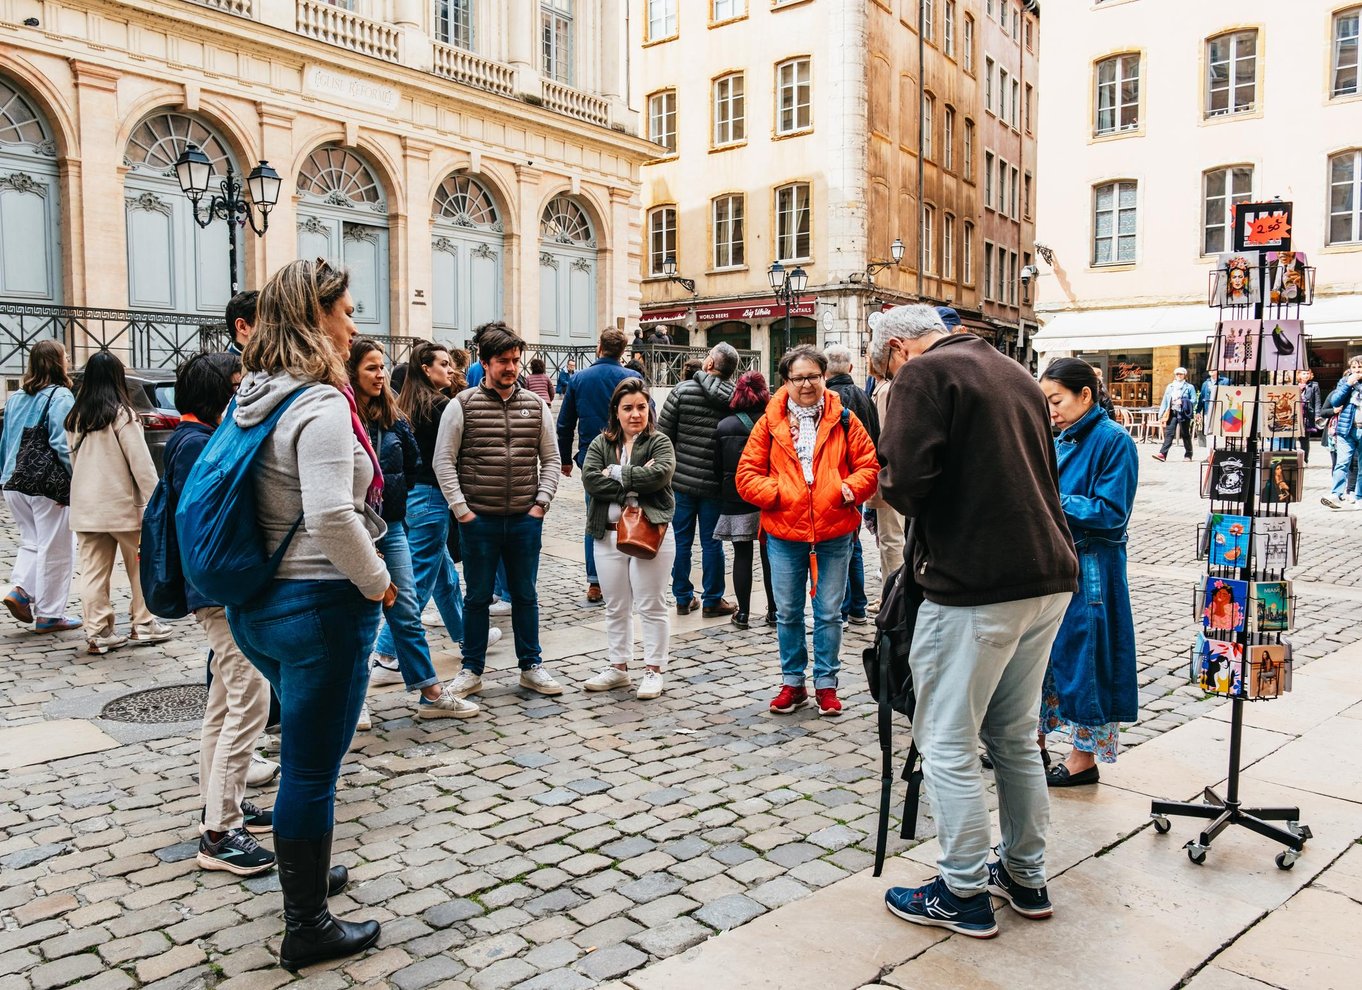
[
  {"xmin": 0, "ymin": 0, "xmax": 655, "ymax": 376},
  {"xmin": 1033, "ymin": 0, "xmax": 1362, "ymax": 402},
  {"xmin": 632, "ymin": 0, "xmax": 1041, "ymax": 375}
]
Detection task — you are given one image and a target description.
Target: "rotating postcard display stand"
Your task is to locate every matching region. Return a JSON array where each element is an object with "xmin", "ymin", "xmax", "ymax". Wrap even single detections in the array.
[{"xmin": 1149, "ymin": 201, "xmax": 1313, "ymax": 869}]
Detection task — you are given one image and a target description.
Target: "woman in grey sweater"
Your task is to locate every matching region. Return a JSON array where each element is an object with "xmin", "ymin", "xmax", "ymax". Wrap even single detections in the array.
[{"xmin": 224, "ymin": 259, "xmax": 394, "ymax": 972}]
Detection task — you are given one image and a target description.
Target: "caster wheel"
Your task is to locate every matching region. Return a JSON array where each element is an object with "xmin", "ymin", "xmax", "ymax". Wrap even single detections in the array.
[
  {"xmin": 1152, "ymin": 815, "xmax": 1171, "ymax": 834},
  {"xmin": 1286, "ymin": 822, "xmax": 1312, "ymax": 842},
  {"xmin": 1276, "ymin": 850, "xmax": 1298, "ymax": 871},
  {"xmin": 1185, "ymin": 842, "xmax": 1208, "ymax": 865}
]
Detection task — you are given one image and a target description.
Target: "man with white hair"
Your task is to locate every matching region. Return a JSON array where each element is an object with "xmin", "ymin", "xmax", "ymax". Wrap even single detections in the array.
[
  {"xmin": 824, "ymin": 343, "xmax": 878, "ymax": 625},
  {"xmin": 872, "ymin": 304, "xmax": 1077, "ymax": 938},
  {"xmin": 1153, "ymin": 367, "xmax": 1196, "ymax": 462}
]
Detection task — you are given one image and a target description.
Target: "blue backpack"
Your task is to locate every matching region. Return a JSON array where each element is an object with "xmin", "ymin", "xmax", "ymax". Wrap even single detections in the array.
[
  {"xmin": 175, "ymin": 387, "xmax": 309, "ymax": 608},
  {"xmin": 139, "ymin": 474, "xmax": 189, "ymax": 619}
]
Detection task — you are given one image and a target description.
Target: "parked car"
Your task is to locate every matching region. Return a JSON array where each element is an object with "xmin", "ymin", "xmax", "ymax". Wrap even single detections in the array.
[{"xmin": 70, "ymin": 367, "xmax": 179, "ymax": 475}]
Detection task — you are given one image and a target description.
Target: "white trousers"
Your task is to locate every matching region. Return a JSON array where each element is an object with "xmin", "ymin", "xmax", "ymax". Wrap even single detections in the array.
[
  {"xmin": 594, "ymin": 528, "xmax": 676, "ymax": 670},
  {"xmin": 3, "ymin": 490, "xmax": 76, "ymax": 620}
]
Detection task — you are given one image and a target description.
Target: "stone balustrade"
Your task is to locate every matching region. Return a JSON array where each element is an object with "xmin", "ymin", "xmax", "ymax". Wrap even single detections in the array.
[
  {"xmin": 541, "ymin": 79, "xmax": 611, "ymax": 127},
  {"xmin": 431, "ymin": 42, "xmax": 516, "ymax": 98},
  {"xmin": 295, "ymin": 0, "xmax": 401, "ymax": 63}
]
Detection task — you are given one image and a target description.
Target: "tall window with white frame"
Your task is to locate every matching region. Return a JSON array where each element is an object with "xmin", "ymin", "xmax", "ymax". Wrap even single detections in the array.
[
  {"xmin": 921, "ymin": 0, "xmax": 934, "ymax": 42},
  {"xmin": 943, "ymin": 105, "xmax": 955, "ymax": 170},
  {"xmin": 944, "ymin": 1, "xmax": 955, "ymax": 57},
  {"xmin": 775, "ymin": 58, "xmax": 812, "ymax": 135},
  {"xmin": 713, "ymin": 194, "xmax": 745, "ymax": 269},
  {"xmin": 648, "ymin": 206, "xmax": 676, "ymax": 277},
  {"xmin": 541, "ymin": 0, "xmax": 574, "ymax": 85},
  {"xmin": 1202, "ymin": 165, "xmax": 1253, "ymax": 255},
  {"xmin": 999, "ymin": 67, "xmax": 1010, "ymax": 124},
  {"xmin": 434, "ymin": 0, "xmax": 472, "ymax": 49},
  {"xmin": 775, "ymin": 182, "xmax": 811, "ymax": 261},
  {"xmin": 713, "ymin": 0, "xmax": 742, "ymax": 20},
  {"xmin": 923, "ymin": 94, "xmax": 935, "ymax": 160},
  {"xmin": 964, "ymin": 14, "xmax": 974, "ymax": 71},
  {"xmin": 997, "ymin": 156, "xmax": 1008, "ymax": 213},
  {"xmin": 1205, "ymin": 30, "xmax": 1257, "ymax": 117},
  {"xmin": 996, "ymin": 245, "xmax": 1007, "ymax": 302},
  {"xmin": 964, "ymin": 119, "xmax": 974, "ymax": 179},
  {"xmin": 1334, "ymin": 7, "xmax": 1360, "ymax": 98},
  {"xmin": 1008, "ymin": 251, "xmax": 1018, "ymax": 305},
  {"xmin": 983, "ymin": 240, "xmax": 994, "ymax": 300},
  {"xmin": 922, "ymin": 205, "xmax": 935, "ymax": 273},
  {"xmin": 1011, "ymin": 79, "xmax": 1020, "ymax": 130},
  {"xmin": 713, "ymin": 73, "xmax": 746, "ymax": 145},
  {"xmin": 1329, "ymin": 150, "xmax": 1362, "ymax": 244},
  {"xmin": 984, "ymin": 151, "xmax": 995, "ymax": 208},
  {"xmin": 1009, "ymin": 165, "xmax": 1019, "ymax": 219},
  {"xmin": 648, "ymin": 90, "xmax": 677, "ymax": 153},
  {"xmin": 1095, "ymin": 53, "xmax": 1140, "ymax": 135},
  {"xmin": 1093, "ymin": 180, "xmax": 1137, "ymax": 265},
  {"xmin": 943, "ymin": 213, "xmax": 955, "ymax": 279},
  {"xmin": 985, "ymin": 57, "xmax": 995, "ymax": 113},
  {"xmin": 963, "ymin": 220, "xmax": 974, "ymax": 283},
  {"xmin": 647, "ymin": 0, "xmax": 677, "ymax": 41}
]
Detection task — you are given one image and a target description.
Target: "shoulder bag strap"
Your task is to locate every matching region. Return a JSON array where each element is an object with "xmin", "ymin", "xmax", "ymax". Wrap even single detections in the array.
[{"xmin": 873, "ymin": 631, "xmax": 893, "ymax": 877}]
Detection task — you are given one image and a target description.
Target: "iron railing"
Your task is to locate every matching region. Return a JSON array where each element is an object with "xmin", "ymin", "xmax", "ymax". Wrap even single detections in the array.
[
  {"xmin": 466, "ymin": 340, "xmax": 760, "ymax": 390},
  {"xmin": 1, "ymin": 301, "xmax": 226, "ymax": 373}
]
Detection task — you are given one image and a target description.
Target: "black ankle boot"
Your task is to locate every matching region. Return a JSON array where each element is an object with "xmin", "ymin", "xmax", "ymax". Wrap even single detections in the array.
[
  {"xmin": 327, "ymin": 866, "xmax": 348, "ymax": 896},
  {"xmin": 277, "ymin": 830, "xmax": 378, "ymax": 971},
  {"xmin": 731, "ymin": 611, "xmax": 750, "ymax": 630}
]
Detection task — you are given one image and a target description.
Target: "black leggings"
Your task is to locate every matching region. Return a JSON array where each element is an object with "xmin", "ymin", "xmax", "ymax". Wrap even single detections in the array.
[{"xmin": 732, "ymin": 539, "xmax": 773, "ymax": 617}]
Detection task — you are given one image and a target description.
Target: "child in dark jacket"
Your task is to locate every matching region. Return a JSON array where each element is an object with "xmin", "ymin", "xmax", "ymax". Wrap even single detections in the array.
[
  {"xmin": 713, "ymin": 371, "xmax": 774, "ymax": 628},
  {"xmin": 167, "ymin": 352, "xmax": 278, "ymax": 878}
]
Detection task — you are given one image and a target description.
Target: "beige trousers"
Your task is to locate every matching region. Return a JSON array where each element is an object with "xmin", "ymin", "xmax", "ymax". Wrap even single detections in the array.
[
  {"xmin": 876, "ymin": 507, "xmax": 906, "ymax": 588},
  {"xmin": 198, "ymin": 607, "xmax": 271, "ymax": 834},
  {"xmin": 76, "ymin": 530, "xmax": 151, "ymax": 638}
]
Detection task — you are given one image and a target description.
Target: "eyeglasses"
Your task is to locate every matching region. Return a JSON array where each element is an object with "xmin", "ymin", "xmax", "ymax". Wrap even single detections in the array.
[{"xmin": 787, "ymin": 375, "xmax": 823, "ymax": 387}]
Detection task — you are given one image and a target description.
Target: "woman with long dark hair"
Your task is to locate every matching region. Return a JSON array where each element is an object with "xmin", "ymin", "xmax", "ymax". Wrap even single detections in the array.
[
  {"xmin": 224, "ymin": 258, "xmax": 394, "ymax": 970},
  {"xmin": 1037, "ymin": 357, "xmax": 1139, "ymax": 787},
  {"xmin": 714, "ymin": 371, "xmax": 774, "ymax": 628},
  {"xmin": 581, "ymin": 378, "xmax": 676, "ymax": 699},
  {"xmin": 1, "ymin": 340, "xmax": 79, "ymax": 632},
  {"xmin": 349, "ymin": 339, "xmax": 477, "ymax": 722},
  {"xmin": 65, "ymin": 352, "xmax": 167, "ymax": 654}
]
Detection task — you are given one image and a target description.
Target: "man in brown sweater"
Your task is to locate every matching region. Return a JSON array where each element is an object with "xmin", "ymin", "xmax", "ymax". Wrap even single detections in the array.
[{"xmin": 872, "ymin": 304, "xmax": 1078, "ymax": 939}]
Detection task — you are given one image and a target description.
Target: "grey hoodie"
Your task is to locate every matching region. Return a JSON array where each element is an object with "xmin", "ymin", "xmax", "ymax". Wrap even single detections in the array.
[{"xmin": 234, "ymin": 370, "xmax": 389, "ymax": 599}]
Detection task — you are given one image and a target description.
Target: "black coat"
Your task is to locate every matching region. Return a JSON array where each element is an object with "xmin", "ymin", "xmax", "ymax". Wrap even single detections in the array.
[
  {"xmin": 825, "ymin": 373, "xmax": 879, "ymax": 448},
  {"xmin": 369, "ymin": 417, "xmax": 421, "ymax": 524},
  {"xmin": 715, "ymin": 410, "xmax": 762, "ymax": 516},
  {"xmin": 658, "ymin": 371, "xmax": 736, "ymax": 496}
]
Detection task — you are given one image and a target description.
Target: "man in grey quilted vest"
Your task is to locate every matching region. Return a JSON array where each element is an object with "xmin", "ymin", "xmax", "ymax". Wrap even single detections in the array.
[{"xmin": 433, "ymin": 324, "xmax": 564, "ymax": 700}]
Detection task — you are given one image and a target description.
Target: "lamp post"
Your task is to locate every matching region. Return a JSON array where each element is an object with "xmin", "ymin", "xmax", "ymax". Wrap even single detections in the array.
[
  {"xmin": 864, "ymin": 238, "xmax": 906, "ymax": 282},
  {"xmin": 661, "ymin": 255, "xmax": 696, "ymax": 294},
  {"xmin": 767, "ymin": 260, "xmax": 809, "ymax": 358},
  {"xmin": 173, "ymin": 144, "xmax": 282, "ymax": 296}
]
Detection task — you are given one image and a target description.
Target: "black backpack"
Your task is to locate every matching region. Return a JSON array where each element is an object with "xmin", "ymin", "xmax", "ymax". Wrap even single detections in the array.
[{"xmin": 861, "ymin": 524, "xmax": 926, "ymax": 876}]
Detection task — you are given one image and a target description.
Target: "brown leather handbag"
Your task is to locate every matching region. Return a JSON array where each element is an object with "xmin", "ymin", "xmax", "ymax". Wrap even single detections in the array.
[{"xmin": 616, "ymin": 502, "xmax": 666, "ymax": 559}]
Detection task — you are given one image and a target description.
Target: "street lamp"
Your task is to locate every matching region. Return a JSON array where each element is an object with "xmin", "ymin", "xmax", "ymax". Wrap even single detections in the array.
[
  {"xmin": 767, "ymin": 260, "xmax": 809, "ymax": 358},
  {"xmin": 661, "ymin": 255, "xmax": 696, "ymax": 294},
  {"xmin": 174, "ymin": 143, "xmax": 281, "ymax": 296},
  {"xmin": 865, "ymin": 237, "xmax": 906, "ymax": 280}
]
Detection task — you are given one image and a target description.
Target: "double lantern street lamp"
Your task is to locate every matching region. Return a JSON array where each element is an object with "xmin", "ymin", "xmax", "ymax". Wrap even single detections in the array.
[
  {"xmin": 173, "ymin": 144, "xmax": 282, "ymax": 297},
  {"xmin": 767, "ymin": 260, "xmax": 809, "ymax": 357}
]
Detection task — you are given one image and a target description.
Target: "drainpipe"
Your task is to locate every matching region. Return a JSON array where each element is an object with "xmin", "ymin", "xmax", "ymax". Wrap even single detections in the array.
[{"xmin": 917, "ymin": 0, "xmax": 925, "ymax": 302}]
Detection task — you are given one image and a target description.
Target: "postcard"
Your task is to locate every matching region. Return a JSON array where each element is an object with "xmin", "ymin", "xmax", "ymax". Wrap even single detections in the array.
[
  {"xmin": 1243, "ymin": 644, "xmax": 1287, "ymax": 699},
  {"xmin": 1214, "ymin": 255, "xmax": 1260, "ymax": 309},
  {"xmin": 1259, "ymin": 320, "xmax": 1305, "ymax": 374},
  {"xmin": 1207, "ymin": 513, "xmax": 1251, "ymax": 568},
  {"xmin": 1267, "ymin": 251, "xmax": 1308, "ymax": 305},
  {"xmin": 1257, "ymin": 384, "xmax": 1302, "ymax": 440},
  {"xmin": 1202, "ymin": 577, "xmax": 1249, "ymax": 636},
  {"xmin": 1259, "ymin": 451, "xmax": 1304, "ymax": 504},
  {"xmin": 1206, "ymin": 448, "xmax": 1252, "ymax": 503},
  {"xmin": 1200, "ymin": 638, "xmax": 1244, "ymax": 695},
  {"xmin": 1211, "ymin": 321, "xmax": 1260, "ymax": 373},
  {"xmin": 1252, "ymin": 514, "xmax": 1297, "ymax": 569},
  {"xmin": 1250, "ymin": 580, "xmax": 1292, "ymax": 633},
  {"xmin": 1211, "ymin": 385, "xmax": 1255, "ymax": 439}
]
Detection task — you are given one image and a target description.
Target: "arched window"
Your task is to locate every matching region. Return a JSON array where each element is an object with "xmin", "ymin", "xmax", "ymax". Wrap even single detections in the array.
[
  {"xmin": 295, "ymin": 145, "xmax": 389, "ymax": 329},
  {"xmin": 431, "ymin": 173, "xmax": 504, "ymax": 337},
  {"xmin": 123, "ymin": 111, "xmax": 237, "ymax": 315},
  {"xmin": 0, "ymin": 78, "xmax": 60, "ymax": 305},
  {"xmin": 539, "ymin": 195, "xmax": 597, "ymax": 344}
]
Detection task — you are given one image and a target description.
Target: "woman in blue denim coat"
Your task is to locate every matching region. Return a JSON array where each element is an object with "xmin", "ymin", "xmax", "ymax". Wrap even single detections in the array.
[{"xmin": 1037, "ymin": 359, "xmax": 1139, "ymax": 787}]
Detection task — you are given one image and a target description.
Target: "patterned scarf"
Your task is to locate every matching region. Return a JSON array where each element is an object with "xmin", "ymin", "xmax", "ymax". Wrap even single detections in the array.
[
  {"xmin": 341, "ymin": 384, "xmax": 384, "ymax": 512},
  {"xmin": 787, "ymin": 397, "xmax": 824, "ymax": 484}
]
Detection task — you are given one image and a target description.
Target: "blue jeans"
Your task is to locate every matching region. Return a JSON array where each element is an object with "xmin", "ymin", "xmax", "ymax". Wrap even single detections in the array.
[
  {"xmin": 228, "ymin": 579, "xmax": 381, "ymax": 841},
  {"xmin": 1331, "ymin": 427, "xmax": 1362, "ymax": 498},
  {"xmin": 583, "ymin": 491, "xmax": 598, "ymax": 586},
  {"xmin": 671, "ymin": 491, "xmax": 725, "ymax": 607},
  {"xmin": 841, "ymin": 531, "xmax": 867, "ymax": 620},
  {"xmin": 767, "ymin": 533, "xmax": 854, "ymax": 689},
  {"xmin": 371, "ymin": 524, "xmax": 438, "ymax": 691},
  {"xmin": 459, "ymin": 512, "xmax": 544, "ymax": 674},
  {"xmin": 376, "ymin": 485, "xmax": 463, "ymax": 653}
]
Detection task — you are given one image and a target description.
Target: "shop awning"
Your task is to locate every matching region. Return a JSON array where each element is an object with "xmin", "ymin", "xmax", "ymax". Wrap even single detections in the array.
[{"xmin": 1033, "ymin": 295, "xmax": 1362, "ymax": 353}]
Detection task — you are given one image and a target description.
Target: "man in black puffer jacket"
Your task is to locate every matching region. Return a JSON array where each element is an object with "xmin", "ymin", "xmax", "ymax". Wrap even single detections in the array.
[{"xmin": 659, "ymin": 342, "xmax": 739, "ymax": 617}]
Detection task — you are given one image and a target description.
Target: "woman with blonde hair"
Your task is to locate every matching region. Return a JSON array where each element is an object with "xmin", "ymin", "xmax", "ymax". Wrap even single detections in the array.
[
  {"xmin": 1, "ymin": 341, "xmax": 80, "ymax": 632},
  {"xmin": 224, "ymin": 258, "xmax": 394, "ymax": 971}
]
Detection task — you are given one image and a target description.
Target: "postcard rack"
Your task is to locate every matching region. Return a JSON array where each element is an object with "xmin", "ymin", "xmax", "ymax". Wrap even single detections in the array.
[{"xmin": 1150, "ymin": 201, "xmax": 1312, "ymax": 870}]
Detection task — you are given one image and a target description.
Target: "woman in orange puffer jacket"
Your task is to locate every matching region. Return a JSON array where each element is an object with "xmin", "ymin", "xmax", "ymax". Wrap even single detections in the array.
[{"xmin": 736, "ymin": 345, "xmax": 879, "ymax": 717}]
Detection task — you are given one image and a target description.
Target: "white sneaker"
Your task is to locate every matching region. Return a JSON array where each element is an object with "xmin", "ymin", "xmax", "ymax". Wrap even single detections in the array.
[
  {"xmin": 369, "ymin": 656, "xmax": 404, "ymax": 687},
  {"xmin": 416, "ymin": 690, "xmax": 480, "ymax": 720},
  {"xmin": 487, "ymin": 627, "xmax": 503, "ymax": 648},
  {"xmin": 129, "ymin": 620, "xmax": 172, "ymax": 644},
  {"xmin": 635, "ymin": 671, "xmax": 664, "ymax": 700},
  {"xmin": 489, "ymin": 600, "xmax": 513, "ymax": 616},
  {"xmin": 355, "ymin": 703, "xmax": 372, "ymax": 732},
  {"xmin": 519, "ymin": 666, "xmax": 565, "ymax": 696},
  {"xmin": 446, "ymin": 669, "xmax": 484, "ymax": 697},
  {"xmin": 421, "ymin": 608, "xmax": 443, "ymax": 628},
  {"xmin": 584, "ymin": 666, "xmax": 632, "ymax": 692},
  {"xmin": 87, "ymin": 633, "xmax": 129, "ymax": 655},
  {"xmin": 246, "ymin": 753, "xmax": 279, "ymax": 786}
]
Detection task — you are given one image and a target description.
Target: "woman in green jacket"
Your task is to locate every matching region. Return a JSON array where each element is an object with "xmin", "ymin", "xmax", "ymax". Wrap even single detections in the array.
[{"xmin": 581, "ymin": 378, "xmax": 676, "ymax": 699}]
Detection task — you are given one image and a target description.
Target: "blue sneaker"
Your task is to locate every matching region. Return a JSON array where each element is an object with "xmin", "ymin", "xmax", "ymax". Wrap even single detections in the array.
[
  {"xmin": 884, "ymin": 876, "xmax": 998, "ymax": 938},
  {"xmin": 986, "ymin": 860, "xmax": 1052, "ymax": 919}
]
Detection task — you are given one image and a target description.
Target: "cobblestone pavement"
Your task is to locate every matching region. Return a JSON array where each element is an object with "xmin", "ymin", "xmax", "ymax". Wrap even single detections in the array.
[{"xmin": 1, "ymin": 453, "xmax": 1358, "ymax": 990}]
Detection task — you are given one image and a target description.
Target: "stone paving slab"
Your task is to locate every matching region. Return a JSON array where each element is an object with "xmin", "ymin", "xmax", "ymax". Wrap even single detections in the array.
[{"xmin": 0, "ymin": 718, "xmax": 120, "ymax": 770}]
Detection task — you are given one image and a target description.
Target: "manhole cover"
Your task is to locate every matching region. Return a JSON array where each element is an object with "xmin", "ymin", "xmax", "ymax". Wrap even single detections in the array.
[{"xmin": 100, "ymin": 684, "xmax": 208, "ymax": 724}]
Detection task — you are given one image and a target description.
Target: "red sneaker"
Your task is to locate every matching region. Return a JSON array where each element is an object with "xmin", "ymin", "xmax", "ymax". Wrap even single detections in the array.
[
  {"xmin": 770, "ymin": 685, "xmax": 808, "ymax": 714},
  {"xmin": 816, "ymin": 688, "xmax": 843, "ymax": 717}
]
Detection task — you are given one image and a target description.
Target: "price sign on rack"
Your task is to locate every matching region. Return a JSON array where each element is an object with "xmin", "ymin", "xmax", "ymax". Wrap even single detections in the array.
[{"xmin": 1232, "ymin": 201, "xmax": 1294, "ymax": 252}]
